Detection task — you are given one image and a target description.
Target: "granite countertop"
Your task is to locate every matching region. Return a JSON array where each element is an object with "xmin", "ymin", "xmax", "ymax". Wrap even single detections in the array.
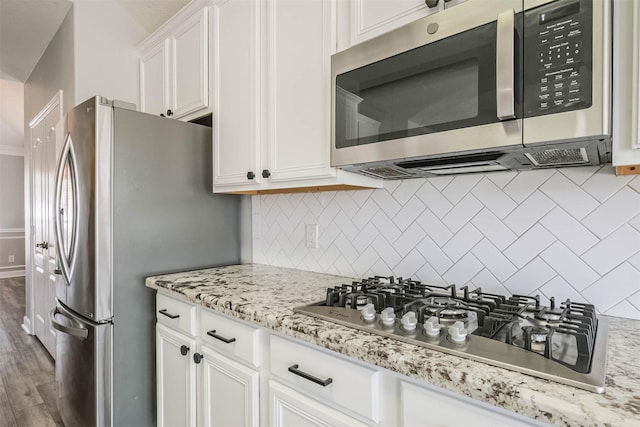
[{"xmin": 145, "ymin": 264, "xmax": 640, "ymax": 427}]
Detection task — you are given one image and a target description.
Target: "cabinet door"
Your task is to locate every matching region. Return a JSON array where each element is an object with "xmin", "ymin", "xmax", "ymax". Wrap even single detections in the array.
[
  {"xmin": 199, "ymin": 346, "xmax": 259, "ymax": 427},
  {"xmin": 264, "ymin": 0, "xmax": 336, "ymax": 183},
  {"xmin": 140, "ymin": 40, "xmax": 169, "ymax": 116},
  {"xmin": 172, "ymin": 7, "xmax": 209, "ymax": 119},
  {"xmin": 347, "ymin": 0, "xmax": 438, "ymax": 48},
  {"xmin": 156, "ymin": 324, "xmax": 196, "ymax": 427},
  {"xmin": 401, "ymin": 381, "xmax": 544, "ymax": 427},
  {"xmin": 212, "ymin": 0, "xmax": 262, "ymax": 188},
  {"xmin": 269, "ymin": 380, "xmax": 368, "ymax": 427}
]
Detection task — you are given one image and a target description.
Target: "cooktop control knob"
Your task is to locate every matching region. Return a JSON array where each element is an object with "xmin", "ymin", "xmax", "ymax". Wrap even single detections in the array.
[
  {"xmin": 380, "ymin": 307, "xmax": 396, "ymax": 326},
  {"xmin": 361, "ymin": 303, "xmax": 376, "ymax": 322},
  {"xmin": 401, "ymin": 312, "xmax": 417, "ymax": 331},
  {"xmin": 424, "ymin": 316, "xmax": 442, "ymax": 337},
  {"xmin": 448, "ymin": 321, "xmax": 468, "ymax": 344}
]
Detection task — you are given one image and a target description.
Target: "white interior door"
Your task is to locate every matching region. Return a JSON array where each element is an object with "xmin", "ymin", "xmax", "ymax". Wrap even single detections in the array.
[
  {"xmin": 31, "ymin": 120, "xmax": 48, "ymax": 347},
  {"xmin": 29, "ymin": 94, "xmax": 62, "ymax": 358},
  {"xmin": 44, "ymin": 104, "xmax": 61, "ymax": 355}
]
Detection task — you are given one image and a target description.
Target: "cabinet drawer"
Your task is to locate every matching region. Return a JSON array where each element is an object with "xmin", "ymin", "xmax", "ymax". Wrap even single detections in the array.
[
  {"xmin": 401, "ymin": 381, "xmax": 544, "ymax": 427},
  {"xmin": 156, "ymin": 293, "xmax": 196, "ymax": 336},
  {"xmin": 199, "ymin": 308, "xmax": 261, "ymax": 367},
  {"xmin": 269, "ymin": 335, "xmax": 380, "ymax": 424}
]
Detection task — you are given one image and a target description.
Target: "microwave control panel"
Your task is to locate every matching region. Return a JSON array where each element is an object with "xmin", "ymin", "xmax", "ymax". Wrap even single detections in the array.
[{"xmin": 523, "ymin": 0, "xmax": 592, "ymax": 118}]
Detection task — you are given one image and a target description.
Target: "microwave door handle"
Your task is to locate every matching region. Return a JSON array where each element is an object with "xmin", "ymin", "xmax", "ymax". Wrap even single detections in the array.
[{"xmin": 496, "ymin": 9, "xmax": 516, "ymax": 120}]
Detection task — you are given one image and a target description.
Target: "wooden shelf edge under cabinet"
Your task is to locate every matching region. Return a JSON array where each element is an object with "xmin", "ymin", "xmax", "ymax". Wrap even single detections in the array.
[{"xmin": 213, "ymin": 170, "xmax": 383, "ymax": 195}]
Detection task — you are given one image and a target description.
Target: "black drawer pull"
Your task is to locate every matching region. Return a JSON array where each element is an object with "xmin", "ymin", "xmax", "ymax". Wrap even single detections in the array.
[
  {"xmin": 159, "ymin": 309, "xmax": 180, "ymax": 319},
  {"xmin": 207, "ymin": 330, "xmax": 236, "ymax": 344},
  {"xmin": 288, "ymin": 364, "xmax": 333, "ymax": 387}
]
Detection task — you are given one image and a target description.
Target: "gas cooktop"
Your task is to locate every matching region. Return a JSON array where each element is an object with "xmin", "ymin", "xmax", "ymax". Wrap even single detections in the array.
[{"xmin": 293, "ymin": 276, "xmax": 608, "ymax": 393}]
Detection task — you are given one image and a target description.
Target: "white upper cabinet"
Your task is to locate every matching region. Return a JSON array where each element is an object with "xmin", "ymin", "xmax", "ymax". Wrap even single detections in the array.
[
  {"xmin": 140, "ymin": 41, "xmax": 169, "ymax": 117},
  {"xmin": 212, "ymin": 0, "xmax": 261, "ymax": 187},
  {"xmin": 264, "ymin": 0, "xmax": 334, "ymax": 183},
  {"xmin": 212, "ymin": 0, "xmax": 381, "ymax": 194},
  {"xmin": 172, "ymin": 7, "xmax": 209, "ymax": 118},
  {"xmin": 613, "ymin": 0, "xmax": 640, "ymax": 174},
  {"xmin": 138, "ymin": 2, "xmax": 210, "ymax": 121},
  {"xmin": 337, "ymin": 0, "xmax": 442, "ymax": 51}
]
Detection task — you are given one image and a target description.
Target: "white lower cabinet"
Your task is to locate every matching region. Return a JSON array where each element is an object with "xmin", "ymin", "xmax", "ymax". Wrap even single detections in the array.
[
  {"xmin": 268, "ymin": 380, "xmax": 368, "ymax": 427},
  {"xmin": 269, "ymin": 334, "xmax": 382, "ymax": 425},
  {"xmin": 198, "ymin": 345, "xmax": 259, "ymax": 427},
  {"xmin": 156, "ymin": 296, "xmax": 261, "ymax": 427},
  {"xmin": 156, "ymin": 323, "xmax": 197, "ymax": 427},
  {"xmin": 401, "ymin": 381, "xmax": 546, "ymax": 427},
  {"xmin": 155, "ymin": 293, "xmax": 547, "ymax": 427}
]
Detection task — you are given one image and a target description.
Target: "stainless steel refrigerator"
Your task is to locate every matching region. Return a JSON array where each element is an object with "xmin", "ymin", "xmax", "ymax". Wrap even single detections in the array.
[{"xmin": 49, "ymin": 96, "xmax": 241, "ymax": 427}]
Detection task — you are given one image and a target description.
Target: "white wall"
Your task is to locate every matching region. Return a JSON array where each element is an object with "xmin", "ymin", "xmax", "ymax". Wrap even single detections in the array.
[
  {"xmin": 1, "ymin": 79, "xmax": 24, "ymax": 149},
  {"xmin": 72, "ymin": 0, "xmax": 146, "ymax": 107},
  {"xmin": 253, "ymin": 166, "xmax": 640, "ymax": 320},
  {"xmin": 0, "ymin": 79, "xmax": 25, "ymax": 277}
]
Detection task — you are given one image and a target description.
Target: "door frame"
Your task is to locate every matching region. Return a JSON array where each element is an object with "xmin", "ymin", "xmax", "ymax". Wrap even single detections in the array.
[{"xmin": 23, "ymin": 90, "xmax": 63, "ymax": 336}]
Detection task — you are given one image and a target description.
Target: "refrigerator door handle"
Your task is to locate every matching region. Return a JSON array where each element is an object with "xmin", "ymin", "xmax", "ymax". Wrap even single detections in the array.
[
  {"xmin": 50, "ymin": 307, "xmax": 89, "ymax": 340},
  {"xmin": 54, "ymin": 133, "xmax": 80, "ymax": 286}
]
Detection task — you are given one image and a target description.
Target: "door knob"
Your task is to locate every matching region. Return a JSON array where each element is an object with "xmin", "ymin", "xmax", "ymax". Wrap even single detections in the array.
[{"xmin": 36, "ymin": 241, "xmax": 49, "ymax": 249}]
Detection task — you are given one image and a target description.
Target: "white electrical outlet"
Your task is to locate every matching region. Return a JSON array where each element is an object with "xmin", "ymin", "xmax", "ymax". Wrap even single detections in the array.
[
  {"xmin": 8, "ymin": 255, "xmax": 15, "ymax": 263},
  {"xmin": 305, "ymin": 224, "xmax": 318, "ymax": 249}
]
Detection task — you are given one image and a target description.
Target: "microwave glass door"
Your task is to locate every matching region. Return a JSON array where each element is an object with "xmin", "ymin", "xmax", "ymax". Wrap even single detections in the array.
[{"xmin": 335, "ymin": 20, "xmax": 522, "ymax": 149}]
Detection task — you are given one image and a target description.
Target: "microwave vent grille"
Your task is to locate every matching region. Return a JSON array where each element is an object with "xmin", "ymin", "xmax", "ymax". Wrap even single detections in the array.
[
  {"xmin": 524, "ymin": 148, "xmax": 589, "ymax": 166},
  {"xmin": 361, "ymin": 167, "xmax": 412, "ymax": 179}
]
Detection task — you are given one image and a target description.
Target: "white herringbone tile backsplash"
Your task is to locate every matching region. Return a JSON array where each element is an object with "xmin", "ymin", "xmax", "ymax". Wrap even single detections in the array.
[{"xmin": 252, "ymin": 166, "xmax": 640, "ymax": 320}]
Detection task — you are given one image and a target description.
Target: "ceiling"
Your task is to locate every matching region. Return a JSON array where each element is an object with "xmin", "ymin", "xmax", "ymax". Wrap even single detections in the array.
[{"xmin": 0, "ymin": 0, "xmax": 189, "ymax": 83}]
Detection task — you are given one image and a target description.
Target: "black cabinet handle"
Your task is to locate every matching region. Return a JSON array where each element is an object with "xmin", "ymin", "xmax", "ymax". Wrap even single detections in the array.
[
  {"xmin": 193, "ymin": 352, "xmax": 203, "ymax": 364},
  {"xmin": 262, "ymin": 169, "xmax": 271, "ymax": 178},
  {"xmin": 425, "ymin": 0, "xmax": 439, "ymax": 7},
  {"xmin": 159, "ymin": 309, "xmax": 180, "ymax": 319},
  {"xmin": 166, "ymin": 109, "xmax": 173, "ymax": 116},
  {"xmin": 247, "ymin": 171, "xmax": 255, "ymax": 180},
  {"xmin": 206, "ymin": 330, "xmax": 236, "ymax": 344},
  {"xmin": 180, "ymin": 345, "xmax": 189, "ymax": 356},
  {"xmin": 287, "ymin": 364, "xmax": 333, "ymax": 387}
]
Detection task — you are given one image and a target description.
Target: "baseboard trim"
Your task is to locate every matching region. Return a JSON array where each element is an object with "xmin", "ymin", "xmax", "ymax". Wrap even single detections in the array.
[
  {"xmin": 22, "ymin": 316, "xmax": 32, "ymax": 334},
  {"xmin": 0, "ymin": 269, "xmax": 26, "ymax": 278}
]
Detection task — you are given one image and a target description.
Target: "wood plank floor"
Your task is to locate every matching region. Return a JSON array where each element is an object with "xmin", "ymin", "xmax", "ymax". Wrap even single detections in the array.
[{"xmin": 0, "ymin": 277, "xmax": 62, "ymax": 427}]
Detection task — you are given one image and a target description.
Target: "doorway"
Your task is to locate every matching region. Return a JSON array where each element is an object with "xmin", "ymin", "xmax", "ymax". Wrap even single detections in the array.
[{"xmin": 27, "ymin": 91, "xmax": 63, "ymax": 357}]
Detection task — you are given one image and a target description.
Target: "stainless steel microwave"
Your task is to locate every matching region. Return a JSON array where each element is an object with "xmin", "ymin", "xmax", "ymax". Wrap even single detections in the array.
[{"xmin": 331, "ymin": 0, "xmax": 611, "ymax": 178}]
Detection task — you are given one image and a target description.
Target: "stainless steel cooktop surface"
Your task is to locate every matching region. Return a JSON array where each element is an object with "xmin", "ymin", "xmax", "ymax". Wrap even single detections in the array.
[{"xmin": 294, "ymin": 276, "xmax": 608, "ymax": 393}]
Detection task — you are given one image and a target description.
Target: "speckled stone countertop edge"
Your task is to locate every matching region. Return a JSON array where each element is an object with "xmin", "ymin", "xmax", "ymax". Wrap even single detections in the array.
[{"xmin": 145, "ymin": 264, "xmax": 640, "ymax": 427}]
